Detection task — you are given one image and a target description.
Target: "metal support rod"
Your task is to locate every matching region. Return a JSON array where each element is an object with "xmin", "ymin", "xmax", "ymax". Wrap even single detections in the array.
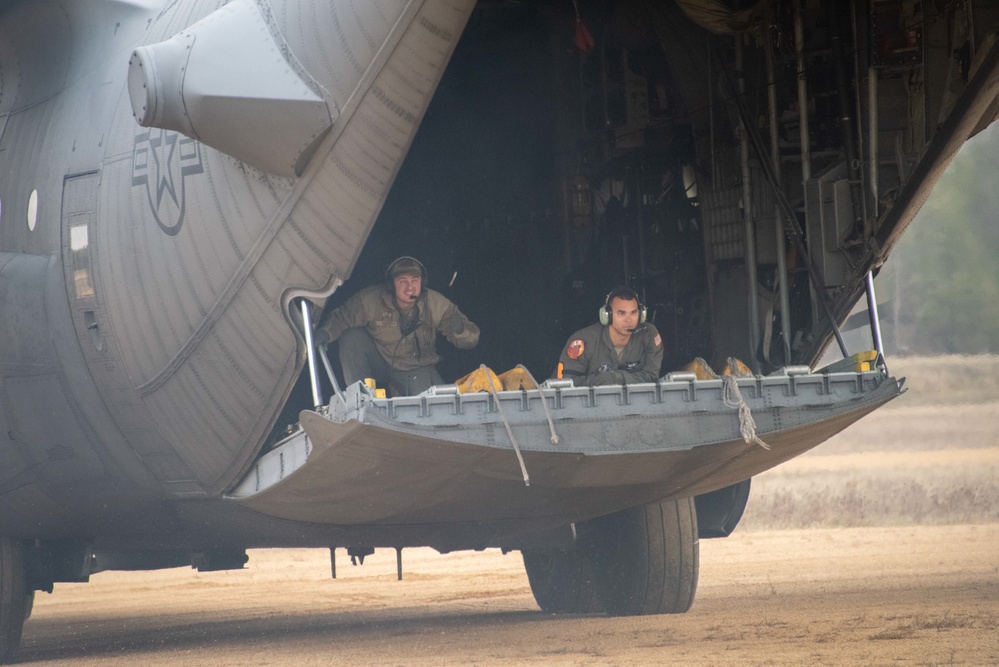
[
  {"xmin": 869, "ymin": 67, "xmax": 880, "ymax": 218},
  {"xmin": 622, "ymin": 235, "xmax": 630, "ymax": 286},
  {"xmin": 831, "ymin": 4, "xmax": 865, "ymax": 231},
  {"xmin": 795, "ymin": 1, "xmax": 812, "ymax": 183},
  {"xmin": 708, "ymin": 34, "xmax": 718, "ymax": 187},
  {"xmin": 850, "ymin": 0, "xmax": 870, "ymax": 234},
  {"xmin": 766, "ymin": 19, "xmax": 793, "ymax": 365},
  {"xmin": 330, "ymin": 548, "xmax": 337, "ymax": 579},
  {"xmin": 737, "ymin": 37, "xmax": 761, "ymax": 373},
  {"xmin": 967, "ymin": 0, "xmax": 976, "ymax": 60},
  {"xmin": 318, "ymin": 344, "xmax": 344, "ymax": 401},
  {"xmin": 765, "ymin": 32, "xmax": 781, "ymax": 197},
  {"xmin": 578, "ymin": 47, "xmax": 587, "ymax": 132},
  {"xmin": 600, "ymin": 36, "xmax": 610, "ymax": 128},
  {"xmin": 865, "ymin": 271, "xmax": 885, "ymax": 359},
  {"xmin": 775, "ymin": 215, "xmax": 792, "ymax": 364},
  {"xmin": 396, "ymin": 548, "xmax": 403, "ymax": 581},
  {"xmin": 635, "ymin": 168, "xmax": 647, "ymax": 303},
  {"xmin": 301, "ymin": 299, "xmax": 324, "ymax": 409}
]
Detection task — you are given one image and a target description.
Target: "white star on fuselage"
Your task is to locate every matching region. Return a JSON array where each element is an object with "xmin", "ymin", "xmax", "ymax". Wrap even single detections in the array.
[{"xmin": 149, "ymin": 129, "xmax": 179, "ymax": 210}]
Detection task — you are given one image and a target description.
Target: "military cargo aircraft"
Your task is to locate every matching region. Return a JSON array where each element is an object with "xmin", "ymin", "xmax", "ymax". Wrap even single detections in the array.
[{"xmin": 1, "ymin": 0, "xmax": 996, "ymax": 661}]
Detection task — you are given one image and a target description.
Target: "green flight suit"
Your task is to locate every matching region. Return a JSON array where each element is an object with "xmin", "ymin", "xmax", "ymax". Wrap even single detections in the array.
[
  {"xmin": 318, "ymin": 285, "xmax": 479, "ymax": 395},
  {"xmin": 556, "ymin": 322, "xmax": 663, "ymax": 386}
]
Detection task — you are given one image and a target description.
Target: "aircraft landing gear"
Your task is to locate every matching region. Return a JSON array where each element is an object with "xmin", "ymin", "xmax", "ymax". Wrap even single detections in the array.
[
  {"xmin": 523, "ymin": 498, "xmax": 699, "ymax": 616},
  {"xmin": 522, "ymin": 545, "xmax": 601, "ymax": 614},
  {"xmin": 587, "ymin": 497, "xmax": 699, "ymax": 615},
  {"xmin": 0, "ymin": 537, "xmax": 28, "ymax": 665},
  {"xmin": 23, "ymin": 592, "xmax": 34, "ymax": 622}
]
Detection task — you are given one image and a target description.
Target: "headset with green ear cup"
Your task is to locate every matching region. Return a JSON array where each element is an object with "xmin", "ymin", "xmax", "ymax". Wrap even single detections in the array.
[{"xmin": 599, "ymin": 286, "xmax": 647, "ymax": 325}]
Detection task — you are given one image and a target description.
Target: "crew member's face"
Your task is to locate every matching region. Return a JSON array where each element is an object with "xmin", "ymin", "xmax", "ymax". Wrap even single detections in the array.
[
  {"xmin": 608, "ymin": 297, "xmax": 640, "ymax": 338},
  {"xmin": 393, "ymin": 272, "xmax": 422, "ymax": 308}
]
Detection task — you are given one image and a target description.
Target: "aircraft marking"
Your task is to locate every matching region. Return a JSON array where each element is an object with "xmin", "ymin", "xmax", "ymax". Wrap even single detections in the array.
[{"xmin": 131, "ymin": 129, "xmax": 204, "ymax": 235}]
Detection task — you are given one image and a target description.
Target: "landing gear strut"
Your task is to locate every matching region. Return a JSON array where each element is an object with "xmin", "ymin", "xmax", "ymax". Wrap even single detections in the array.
[{"xmin": 0, "ymin": 538, "xmax": 29, "ymax": 664}]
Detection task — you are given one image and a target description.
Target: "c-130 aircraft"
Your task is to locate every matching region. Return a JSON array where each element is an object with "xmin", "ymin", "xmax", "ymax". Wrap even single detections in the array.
[{"xmin": 1, "ymin": 0, "xmax": 996, "ymax": 660}]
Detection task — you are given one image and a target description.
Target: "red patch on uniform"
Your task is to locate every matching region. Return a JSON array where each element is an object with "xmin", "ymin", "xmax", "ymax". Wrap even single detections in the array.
[
  {"xmin": 654, "ymin": 334, "xmax": 662, "ymax": 347},
  {"xmin": 566, "ymin": 339, "xmax": 585, "ymax": 359}
]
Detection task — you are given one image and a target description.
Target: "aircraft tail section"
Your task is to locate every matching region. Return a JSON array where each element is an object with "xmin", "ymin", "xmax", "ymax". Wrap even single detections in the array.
[{"xmin": 79, "ymin": 0, "xmax": 477, "ymax": 495}]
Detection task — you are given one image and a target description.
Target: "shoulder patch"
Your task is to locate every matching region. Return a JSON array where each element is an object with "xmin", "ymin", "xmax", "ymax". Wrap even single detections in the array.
[
  {"xmin": 654, "ymin": 333, "xmax": 662, "ymax": 347},
  {"xmin": 566, "ymin": 338, "xmax": 585, "ymax": 359}
]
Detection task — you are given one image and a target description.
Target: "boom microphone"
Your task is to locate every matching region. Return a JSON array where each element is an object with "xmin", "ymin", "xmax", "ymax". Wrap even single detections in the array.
[{"xmin": 627, "ymin": 325, "xmax": 647, "ymax": 334}]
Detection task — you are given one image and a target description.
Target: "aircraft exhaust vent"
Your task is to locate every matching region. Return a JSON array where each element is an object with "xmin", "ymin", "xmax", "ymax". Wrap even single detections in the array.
[{"xmin": 127, "ymin": 0, "xmax": 334, "ymax": 178}]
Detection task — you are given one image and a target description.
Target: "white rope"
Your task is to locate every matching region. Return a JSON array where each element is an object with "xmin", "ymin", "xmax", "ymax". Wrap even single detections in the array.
[
  {"xmin": 516, "ymin": 364, "xmax": 560, "ymax": 445},
  {"xmin": 722, "ymin": 375, "xmax": 771, "ymax": 451},
  {"xmin": 482, "ymin": 364, "xmax": 530, "ymax": 486}
]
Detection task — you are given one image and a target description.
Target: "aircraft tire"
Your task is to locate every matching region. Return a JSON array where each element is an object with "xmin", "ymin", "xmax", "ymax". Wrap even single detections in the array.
[
  {"xmin": 0, "ymin": 537, "xmax": 28, "ymax": 665},
  {"xmin": 522, "ymin": 546, "xmax": 601, "ymax": 614},
  {"xmin": 586, "ymin": 497, "xmax": 699, "ymax": 616},
  {"xmin": 23, "ymin": 592, "xmax": 34, "ymax": 621}
]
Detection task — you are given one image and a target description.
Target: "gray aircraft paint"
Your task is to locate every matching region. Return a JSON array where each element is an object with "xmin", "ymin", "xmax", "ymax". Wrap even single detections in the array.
[
  {"xmin": 0, "ymin": 0, "xmax": 475, "ymax": 521},
  {"xmin": 0, "ymin": 0, "xmax": 996, "ymax": 552}
]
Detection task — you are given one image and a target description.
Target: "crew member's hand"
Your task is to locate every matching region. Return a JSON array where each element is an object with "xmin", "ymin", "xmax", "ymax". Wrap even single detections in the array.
[
  {"xmin": 591, "ymin": 370, "xmax": 625, "ymax": 386},
  {"xmin": 451, "ymin": 312, "xmax": 465, "ymax": 335},
  {"xmin": 313, "ymin": 329, "xmax": 332, "ymax": 346}
]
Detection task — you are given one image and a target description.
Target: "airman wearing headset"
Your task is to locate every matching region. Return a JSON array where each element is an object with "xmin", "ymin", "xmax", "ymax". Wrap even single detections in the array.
[
  {"xmin": 314, "ymin": 257, "xmax": 479, "ymax": 396},
  {"xmin": 554, "ymin": 286, "xmax": 663, "ymax": 386}
]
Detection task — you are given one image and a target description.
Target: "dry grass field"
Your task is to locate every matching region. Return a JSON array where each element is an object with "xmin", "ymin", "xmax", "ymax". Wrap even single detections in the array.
[{"xmin": 741, "ymin": 354, "xmax": 999, "ymax": 530}]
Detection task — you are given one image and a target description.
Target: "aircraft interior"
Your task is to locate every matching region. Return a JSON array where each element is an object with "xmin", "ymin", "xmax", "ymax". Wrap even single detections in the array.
[
  {"xmin": 273, "ymin": 0, "xmax": 980, "ymax": 436},
  {"xmin": 349, "ymin": 1, "xmax": 718, "ymax": 380}
]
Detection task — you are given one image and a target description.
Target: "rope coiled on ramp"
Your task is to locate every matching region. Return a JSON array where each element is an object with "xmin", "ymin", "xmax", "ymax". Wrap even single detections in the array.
[{"xmin": 722, "ymin": 374, "xmax": 771, "ymax": 451}]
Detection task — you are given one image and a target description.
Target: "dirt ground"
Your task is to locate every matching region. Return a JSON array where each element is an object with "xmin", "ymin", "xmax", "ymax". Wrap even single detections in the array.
[
  {"xmin": 15, "ymin": 357, "xmax": 999, "ymax": 665},
  {"xmin": 15, "ymin": 523, "xmax": 998, "ymax": 666}
]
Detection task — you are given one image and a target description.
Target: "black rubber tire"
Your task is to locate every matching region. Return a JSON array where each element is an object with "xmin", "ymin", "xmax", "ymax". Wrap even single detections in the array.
[
  {"xmin": 0, "ymin": 538, "xmax": 28, "ymax": 665},
  {"xmin": 586, "ymin": 497, "xmax": 699, "ymax": 616},
  {"xmin": 23, "ymin": 593, "xmax": 34, "ymax": 622},
  {"xmin": 522, "ymin": 546, "xmax": 601, "ymax": 614}
]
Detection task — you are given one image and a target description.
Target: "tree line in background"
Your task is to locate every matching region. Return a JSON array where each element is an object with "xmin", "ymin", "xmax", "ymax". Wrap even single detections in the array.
[{"xmin": 884, "ymin": 124, "xmax": 999, "ymax": 356}]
